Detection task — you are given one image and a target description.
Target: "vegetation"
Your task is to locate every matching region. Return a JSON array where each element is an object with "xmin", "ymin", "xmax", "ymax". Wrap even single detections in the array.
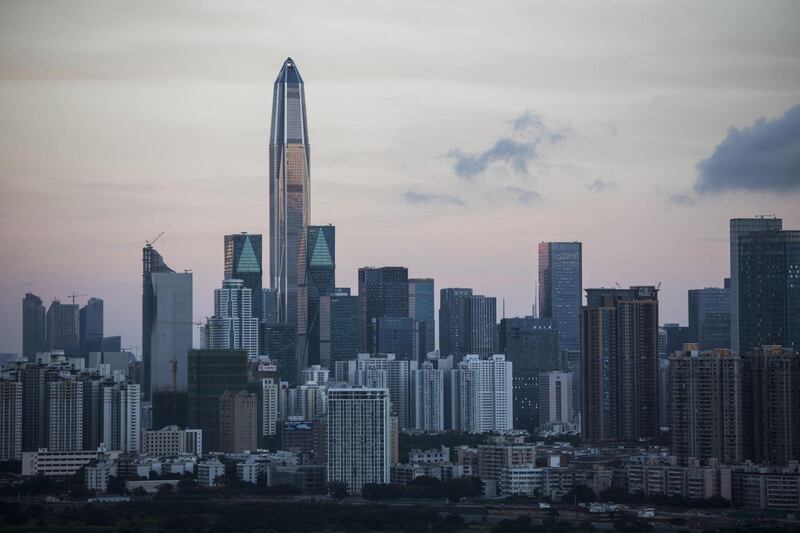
[
  {"xmin": 398, "ymin": 431, "xmax": 491, "ymax": 462},
  {"xmin": 362, "ymin": 476, "xmax": 483, "ymax": 503},
  {"xmin": 599, "ymin": 487, "xmax": 731, "ymax": 509}
]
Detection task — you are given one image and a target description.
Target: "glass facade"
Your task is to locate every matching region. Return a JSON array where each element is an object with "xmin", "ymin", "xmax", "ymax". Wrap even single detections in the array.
[
  {"xmin": 688, "ymin": 285, "xmax": 731, "ymax": 350},
  {"xmin": 269, "ymin": 58, "xmax": 310, "ymax": 325},
  {"xmin": 319, "ymin": 293, "xmax": 359, "ymax": 370},
  {"xmin": 22, "ymin": 293, "xmax": 46, "ymax": 361},
  {"xmin": 373, "ymin": 317, "xmax": 415, "ymax": 360},
  {"xmin": 408, "ymin": 278, "xmax": 435, "ymax": 356},
  {"xmin": 438, "ymin": 288, "xmax": 496, "ymax": 360},
  {"xmin": 358, "ymin": 267, "xmax": 409, "ymax": 353},
  {"xmin": 538, "ymin": 242, "xmax": 582, "ymax": 354},
  {"xmin": 297, "ymin": 225, "xmax": 335, "ymax": 369},
  {"xmin": 224, "ymin": 233, "xmax": 263, "ymax": 322}
]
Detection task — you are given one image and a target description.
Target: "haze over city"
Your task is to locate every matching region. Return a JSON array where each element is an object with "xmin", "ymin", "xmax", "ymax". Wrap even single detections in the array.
[{"xmin": 1, "ymin": 0, "xmax": 798, "ymax": 356}]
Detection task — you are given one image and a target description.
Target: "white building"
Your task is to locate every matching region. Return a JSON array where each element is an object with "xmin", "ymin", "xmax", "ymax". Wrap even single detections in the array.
[
  {"xmin": 335, "ymin": 354, "xmax": 417, "ymax": 430},
  {"xmin": 22, "ymin": 448, "xmax": 119, "ymax": 477},
  {"xmin": 85, "ymin": 462, "xmax": 115, "ymax": 493},
  {"xmin": 452, "ymin": 354, "xmax": 513, "ymax": 433},
  {"xmin": 261, "ymin": 378, "xmax": 279, "ymax": 437},
  {"xmin": 141, "ymin": 426, "xmax": 203, "ymax": 456},
  {"xmin": 302, "ymin": 365, "xmax": 329, "ymax": 385},
  {"xmin": 327, "ymin": 388, "xmax": 390, "ymax": 494},
  {"xmin": 286, "ymin": 381, "xmax": 327, "ymax": 420},
  {"xmin": 197, "ymin": 458, "xmax": 225, "ymax": 487},
  {"xmin": 208, "ymin": 279, "xmax": 259, "ymax": 358},
  {"xmin": 0, "ymin": 379, "xmax": 22, "ymax": 460},
  {"xmin": 538, "ymin": 371, "xmax": 573, "ymax": 428},
  {"xmin": 47, "ymin": 378, "xmax": 83, "ymax": 451},
  {"xmin": 103, "ymin": 382, "xmax": 140, "ymax": 453},
  {"xmin": 411, "ymin": 362, "xmax": 444, "ymax": 432}
]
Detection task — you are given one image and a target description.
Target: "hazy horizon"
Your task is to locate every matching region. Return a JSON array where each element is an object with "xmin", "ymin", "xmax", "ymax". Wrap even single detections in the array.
[{"xmin": 1, "ymin": 0, "xmax": 799, "ymax": 355}]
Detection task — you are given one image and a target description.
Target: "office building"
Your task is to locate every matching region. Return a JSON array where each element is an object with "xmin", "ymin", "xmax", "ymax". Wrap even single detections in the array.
[
  {"xmin": 262, "ymin": 288, "xmax": 279, "ymax": 324},
  {"xmin": 0, "ymin": 379, "xmax": 22, "ymax": 460},
  {"xmin": 327, "ymin": 388, "xmax": 390, "ymax": 493},
  {"xmin": 297, "ymin": 225, "xmax": 335, "ymax": 369},
  {"xmin": 499, "ymin": 316, "xmax": 558, "ymax": 430},
  {"xmin": 46, "ymin": 300, "xmax": 80, "ymax": 357},
  {"xmin": 319, "ymin": 291, "xmax": 359, "ymax": 369},
  {"xmin": 261, "ymin": 322, "xmax": 297, "ymax": 384},
  {"xmin": 79, "ymin": 297, "xmax": 104, "ymax": 357},
  {"xmin": 669, "ymin": 345, "xmax": 743, "ymax": 465},
  {"xmin": 219, "ymin": 390, "xmax": 258, "ymax": 453},
  {"xmin": 224, "ymin": 233, "xmax": 263, "ymax": 321},
  {"xmin": 358, "ymin": 267, "xmax": 409, "ymax": 353},
  {"xmin": 731, "ymin": 463, "xmax": 800, "ymax": 511},
  {"xmin": 208, "ymin": 279, "xmax": 259, "ymax": 358},
  {"xmin": 742, "ymin": 345, "xmax": 800, "ymax": 465},
  {"xmin": 409, "ymin": 278, "xmax": 435, "ymax": 356},
  {"xmin": 538, "ymin": 242, "xmax": 582, "ymax": 353},
  {"xmin": 22, "ymin": 293, "xmax": 46, "ymax": 361},
  {"xmin": 100, "ymin": 336, "xmax": 122, "ymax": 353},
  {"xmin": 439, "ymin": 288, "xmax": 497, "ymax": 360},
  {"xmin": 411, "ymin": 361, "xmax": 444, "ymax": 432},
  {"xmin": 372, "ymin": 317, "xmax": 415, "ymax": 360},
  {"xmin": 102, "ymin": 382, "xmax": 141, "ymax": 453},
  {"xmin": 187, "ymin": 349, "xmax": 248, "ymax": 452},
  {"xmin": 581, "ymin": 286, "xmax": 660, "ymax": 443},
  {"xmin": 141, "ymin": 425, "xmax": 203, "ymax": 456},
  {"xmin": 730, "ymin": 218, "xmax": 800, "ymax": 353},
  {"xmin": 269, "ymin": 58, "xmax": 310, "ymax": 324},
  {"xmin": 142, "ymin": 243, "xmax": 192, "ymax": 401},
  {"xmin": 688, "ymin": 285, "xmax": 731, "ymax": 350},
  {"xmin": 538, "ymin": 371, "xmax": 572, "ymax": 428}
]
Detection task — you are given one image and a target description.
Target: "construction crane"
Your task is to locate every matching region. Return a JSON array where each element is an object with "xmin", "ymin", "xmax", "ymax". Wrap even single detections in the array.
[
  {"xmin": 62, "ymin": 292, "xmax": 87, "ymax": 304},
  {"xmin": 146, "ymin": 231, "xmax": 165, "ymax": 248}
]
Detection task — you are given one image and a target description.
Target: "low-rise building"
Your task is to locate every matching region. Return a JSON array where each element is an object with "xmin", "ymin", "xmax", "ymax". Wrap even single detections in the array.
[
  {"xmin": 85, "ymin": 462, "xmax": 115, "ymax": 492},
  {"xmin": 479, "ymin": 433, "xmax": 535, "ymax": 481},
  {"xmin": 408, "ymin": 446, "xmax": 449, "ymax": 465},
  {"xmin": 22, "ymin": 448, "xmax": 119, "ymax": 477},
  {"xmin": 141, "ymin": 426, "xmax": 203, "ymax": 457},
  {"xmin": 626, "ymin": 461, "xmax": 731, "ymax": 501},
  {"xmin": 197, "ymin": 458, "xmax": 225, "ymax": 487},
  {"xmin": 731, "ymin": 463, "xmax": 800, "ymax": 511}
]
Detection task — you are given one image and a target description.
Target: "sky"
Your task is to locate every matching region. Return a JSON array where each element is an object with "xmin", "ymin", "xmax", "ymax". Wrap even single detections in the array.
[{"xmin": 1, "ymin": 0, "xmax": 799, "ymax": 355}]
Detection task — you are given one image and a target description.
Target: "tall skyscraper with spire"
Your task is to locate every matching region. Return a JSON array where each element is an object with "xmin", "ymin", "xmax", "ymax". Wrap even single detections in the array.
[{"xmin": 269, "ymin": 57, "xmax": 311, "ymax": 324}]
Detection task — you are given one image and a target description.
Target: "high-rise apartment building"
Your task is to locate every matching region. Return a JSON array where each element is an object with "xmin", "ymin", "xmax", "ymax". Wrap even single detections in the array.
[
  {"xmin": 454, "ymin": 354, "xmax": 513, "ymax": 433},
  {"xmin": 669, "ymin": 345, "xmax": 743, "ymax": 465},
  {"xmin": 22, "ymin": 293, "xmax": 46, "ymax": 361},
  {"xmin": 538, "ymin": 371, "xmax": 572, "ymax": 428},
  {"xmin": 142, "ymin": 244, "xmax": 192, "ymax": 401},
  {"xmin": 409, "ymin": 278, "xmax": 435, "ymax": 356},
  {"xmin": 439, "ymin": 289, "xmax": 497, "ymax": 360},
  {"xmin": 261, "ymin": 378, "xmax": 279, "ymax": 438},
  {"xmin": 187, "ymin": 349, "xmax": 248, "ymax": 452},
  {"xmin": 730, "ymin": 218, "xmax": 800, "ymax": 354},
  {"xmin": 47, "ymin": 378, "xmax": 83, "ymax": 451},
  {"xmin": 498, "ymin": 316, "xmax": 558, "ymax": 431},
  {"xmin": 358, "ymin": 267, "xmax": 409, "ymax": 353},
  {"xmin": 538, "ymin": 242, "xmax": 582, "ymax": 353},
  {"xmin": 581, "ymin": 286, "xmax": 660, "ymax": 443},
  {"xmin": 102, "ymin": 382, "xmax": 140, "ymax": 453},
  {"xmin": 319, "ymin": 292, "xmax": 359, "ymax": 369},
  {"xmin": 224, "ymin": 233, "xmax": 263, "ymax": 321},
  {"xmin": 688, "ymin": 285, "xmax": 731, "ymax": 350},
  {"xmin": 46, "ymin": 300, "xmax": 80, "ymax": 357},
  {"xmin": 79, "ymin": 297, "xmax": 104, "ymax": 357},
  {"xmin": 297, "ymin": 225, "xmax": 335, "ymax": 370},
  {"xmin": 411, "ymin": 361, "xmax": 444, "ymax": 432},
  {"xmin": 269, "ymin": 58, "xmax": 310, "ymax": 324},
  {"xmin": 0, "ymin": 379, "xmax": 22, "ymax": 460},
  {"xmin": 741, "ymin": 345, "xmax": 800, "ymax": 465},
  {"xmin": 208, "ymin": 279, "xmax": 259, "ymax": 358},
  {"xmin": 218, "ymin": 390, "xmax": 258, "ymax": 454},
  {"xmin": 327, "ymin": 388, "xmax": 390, "ymax": 493}
]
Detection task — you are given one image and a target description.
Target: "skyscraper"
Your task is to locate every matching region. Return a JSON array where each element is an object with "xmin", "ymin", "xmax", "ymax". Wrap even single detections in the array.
[
  {"xmin": 0, "ymin": 379, "xmax": 22, "ymax": 460},
  {"xmin": 319, "ymin": 291, "xmax": 359, "ymax": 369},
  {"xmin": 538, "ymin": 371, "xmax": 573, "ymax": 429},
  {"xmin": 327, "ymin": 387, "xmax": 390, "ymax": 493},
  {"xmin": 409, "ymin": 278, "xmax": 435, "ymax": 357},
  {"xmin": 456, "ymin": 354, "xmax": 513, "ymax": 433},
  {"xmin": 372, "ymin": 317, "xmax": 415, "ymax": 360},
  {"xmin": 224, "ymin": 233, "xmax": 263, "ymax": 321},
  {"xmin": 581, "ymin": 286, "xmax": 660, "ymax": 443},
  {"xmin": 208, "ymin": 279, "xmax": 259, "ymax": 358},
  {"xmin": 46, "ymin": 300, "xmax": 80, "ymax": 357},
  {"xmin": 439, "ymin": 288, "xmax": 497, "ymax": 360},
  {"xmin": 102, "ymin": 382, "xmax": 141, "ymax": 453},
  {"xmin": 411, "ymin": 361, "xmax": 444, "ymax": 432},
  {"xmin": 142, "ymin": 243, "xmax": 191, "ymax": 401},
  {"xmin": 538, "ymin": 242, "xmax": 582, "ymax": 353},
  {"xmin": 297, "ymin": 225, "xmax": 335, "ymax": 369},
  {"xmin": 79, "ymin": 297, "xmax": 104, "ymax": 357},
  {"xmin": 22, "ymin": 293, "xmax": 46, "ymax": 361},
  {"xmin": 669, "ymin": 344, "xmax": 743, "ymax": 466},
  {"xmin": 218, "ymin": 390, "xmax": 258, "ymax": 454},
  {"xmin": 688, "ymin": 285, "xmax": 731, "ymax": 350},
  {"xmin": 358, "ymin": 267, "xmax": 409, "ymax": 353},
  {"xmin": 730, "ymin": 217, "xmax": 800, "ymax": 354},
  {"xmin": 269, "ymin": 57, "xmax": 311, "ymax": 324}
]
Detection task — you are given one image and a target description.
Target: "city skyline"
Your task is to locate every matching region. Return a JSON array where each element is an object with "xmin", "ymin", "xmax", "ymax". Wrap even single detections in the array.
[{"xmin": 2, "ymin": 2, "xmax": 800, "ymax": 355}]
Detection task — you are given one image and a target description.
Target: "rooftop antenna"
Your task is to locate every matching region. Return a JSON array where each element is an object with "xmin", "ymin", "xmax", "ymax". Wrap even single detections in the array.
[{"xmin": 502, "ymin": 298, "xmax": 506, "ymax": 320}]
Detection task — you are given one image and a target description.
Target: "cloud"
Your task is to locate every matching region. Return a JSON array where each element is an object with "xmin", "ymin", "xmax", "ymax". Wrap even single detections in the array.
[
  {"xmin": 665, "ymin": 191, "xmax": 696, "ymax": 206},
  {"xmin": 447, "ymin": 111, "xmax": 570, "ymax": 179},
  {"xmin": 403, "ymin": 190, "xmax": 465, "ymax": 207},
  {"xmin": 694, "ymin": 104, "xmax": 800, "ymax": 194},
  {"xmin": 502, "ymin": 186, "xmax": 542, "ymax": 206},
  {"xmin": 585, "ymin": 179, "xmax": 617, "ymax": 193}
]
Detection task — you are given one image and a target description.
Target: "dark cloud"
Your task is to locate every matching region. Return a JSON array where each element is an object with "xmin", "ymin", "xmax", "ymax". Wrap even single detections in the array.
[
  {"xmin": 585, "ymin": 179, "xmax": 617, "ymax": 193},
  {"xmin": 447, "ymin": 111, "xmax": 569, "ymax": 179},
  {"xmin": 695, "ymin": 104, "xmax": 800, "ymax": 194},
  {"xmin": 502, "ymin": 186, "xmax": 542, "ymax": 206},
  {"xmin": 403, "ymin": 190, "xmax": 465, "ymax": 207}
]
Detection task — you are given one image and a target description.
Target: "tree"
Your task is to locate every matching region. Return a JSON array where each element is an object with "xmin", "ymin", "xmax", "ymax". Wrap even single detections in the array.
[
  {"xmin": 108, "ymin": 476, "xmax": 127, "ymax": 495},
  {"xmin": 328, "ymin": 481, "xmax": 348, "ymax": 500},
  {"xmin": 562, "ymin": 486, "xmax": 596, "ymax": 504},
  {"xmin": 157, "ymin": 483, "xmax": 174, "ymax": 495}
]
